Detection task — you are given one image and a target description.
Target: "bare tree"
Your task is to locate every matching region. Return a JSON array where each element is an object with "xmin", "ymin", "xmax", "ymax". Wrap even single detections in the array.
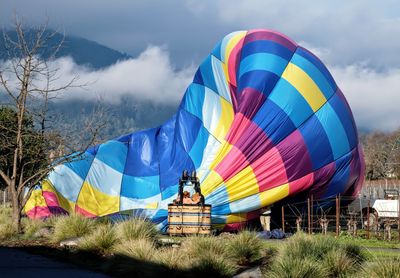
[
  {"xmin": 362, "ymin": 130, "xmax": 400, "ymax": 181},
  {"xmin": 0, "ymin": 17, "xmax": 105, "ymax": 232}
]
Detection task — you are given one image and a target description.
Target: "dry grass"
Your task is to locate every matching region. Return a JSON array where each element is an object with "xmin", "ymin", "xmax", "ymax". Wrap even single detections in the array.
[
  {"xmin": 22, "ymin": 218, "xmax": 46, "ymax": 239},
  {"xmin": 50, "ymin": 214, "xmax": 97, "ymax": 243},
  {"xmin": 361, "ymin": 257, "xmax": 400, "ymax": 278},
  {"xmin": 78, "ymin": 223, "xmax": 119, "ymax": 254},
  {"xmin": 114, "ymin": 238, "xmax": 157, "ymax": 261},
  {"xmin": 227, "ymin": 230, "xmax": 264, "ymax": 265},
  {"xmin": 115, "ymin": 218, "xmax": 158, "ymax": 242}
]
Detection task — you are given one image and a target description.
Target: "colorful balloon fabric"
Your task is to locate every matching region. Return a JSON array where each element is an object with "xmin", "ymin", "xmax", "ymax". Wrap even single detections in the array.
[{"xmin": 25, "ymin": 29, "xmax": 365, "ymax": 230}]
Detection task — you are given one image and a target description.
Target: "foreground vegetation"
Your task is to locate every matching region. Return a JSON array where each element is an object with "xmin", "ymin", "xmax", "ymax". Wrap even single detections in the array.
[{"xmin": 0, "ymin": 205, "xmax": 399, "ymax": 277}]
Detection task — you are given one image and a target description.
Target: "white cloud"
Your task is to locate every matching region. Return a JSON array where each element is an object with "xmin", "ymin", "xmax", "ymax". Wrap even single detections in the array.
[
  {"xmin": 332, "ymin": 65, "xmax": 400, "ymax": 132},
  {"xmin": 26, "ymin": 46, "xmax": 195, "ymax": 104}
]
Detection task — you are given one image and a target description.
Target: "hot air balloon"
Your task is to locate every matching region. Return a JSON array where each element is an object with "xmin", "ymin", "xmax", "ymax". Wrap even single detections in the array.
[{"xmin": 25, "ymin": 29, "xmax": 365, "ymax": 231}]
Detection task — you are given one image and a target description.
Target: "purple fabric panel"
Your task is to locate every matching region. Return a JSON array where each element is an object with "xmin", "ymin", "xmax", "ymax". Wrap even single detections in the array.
[
  {"xmin": 238, "ymin": 88, "xmax": 266, "ymax": 119},
  {"xmin": 309, "ymin": 161, "xmax": 337, "ymax": 198},
  {"xmin": 232, "ymin": 115, "xmax": 274, "ymax": 164},
  {"xmin": 276, "ymin": 129, "xmax": 313, "ymax": 182},
  {"xmin": 244, "ymin": 29, "xmax": 297, "ymax": 52}
]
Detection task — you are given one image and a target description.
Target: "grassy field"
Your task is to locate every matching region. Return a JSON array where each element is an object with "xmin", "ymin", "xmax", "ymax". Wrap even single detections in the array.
[{"xmin": 0, "ymin": 204, "xmax": 399, "ymax": 277}]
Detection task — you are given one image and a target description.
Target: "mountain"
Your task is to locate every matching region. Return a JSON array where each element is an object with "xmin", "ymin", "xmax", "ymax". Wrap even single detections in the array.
[{"xmin": 0, "ymin": 29, "xmax": 131, "ymax": 69}]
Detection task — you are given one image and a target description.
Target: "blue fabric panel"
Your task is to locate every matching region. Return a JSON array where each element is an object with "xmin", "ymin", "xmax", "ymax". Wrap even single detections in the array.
[
  {"xmin": 120, "ymin": 175, "xmax": 160, "ymax": 199},
  {"xmin": 269, "ymin": 79, "xmax": 314, "ymax": 127},
  {"xmin": 253, "ymin": 99, "xmax": 296, "ymax": 145},
  {"xmin": 315, "ymin": 103, "xmax": 350, "ymax": 160},
  {"xmin": 291, "ymin": 53, "xmax": 335, "ymax": 100},
  {"xmin": 124, "ymin": 128, "xmax": 159, "ymax": 177},
  {"xmin": 241, "ymin": 40, "xmax": 293, "ymax": 60},
  {"xmin": 237, "ymin": 70, "xmax": 280, "ymax": 96},
  {"xmin": 86, "ymin": 145, "xmax": 99, "ymax": 156},
  {"xmin": 157, "ymin": 116, "xmax": 195, "ymax": 193},
  {"xmin": 48, "ymin": 166, "xmax": 83, "ymax": 203},
  {"xmin": 159, "ymin": 141, "xmax": 195, "ymax": 193},
  {"xmin": 239, "ymin": 53, "xmax": 288, "ymax": 78},
  {"xmin": 296, "ymin": 47, "xmax": 337, "ymax": 92},
  {"xmin": 212, "ymin": 203, "xmax": 231, "ymax": 215},
  {"xmin": 116, "ymin": 133, "xmax": 132, "ymax": 144},
  {"xmin": 176, "ymin": 109, "xmax": 202, "ymax": 153},
  {"xmin": 299, "ymin": 115, "xmax": 334, "ymax": 170},
  {"xmin": 65, "ymin": 152, "xmax": 94, "ymax": 181},
  {"xmin": 199, "ymin": 55, "xmax": 218, "ymax": 93},
  {"xmin": 211, "ymin": 42, "xmax": 222, "ymax": 61},
  {"xmin": 95, "ymin": 140, "xmax": 128, "ymax": 173},
  {"xmin": 205, "ymin": 183, "xmax": 229, "ymax": 206},
  {"xmin": 183, "ymin": 83, "xmax": 205, "ymax": 120},
  {"xmin": 188, "ymin": 126, "xmax": 210, "ymax": 169},
  {"xmin": 328, "ymin": 94, "xmax": 358, "ymax": 150},
  {"xmin": 323, "ymin": 152, "xmax": 351, "ymax": 198},
  {"xmin": 193, "ymin": 68, "xmax": 203, "ymax": 85},
  {"xmin": 161, "ymin": 184, "xmax": 178, "ymax": 200}
]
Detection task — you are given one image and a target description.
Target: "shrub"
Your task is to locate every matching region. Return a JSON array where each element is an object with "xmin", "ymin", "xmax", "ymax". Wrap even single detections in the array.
[
  {"xmin": 227, "ymin": 230, "xmax": 264, "ymax": 265},
  {"xmin": 342, "ymin": 243, "xmax": 367, "ymax": 264},
  {"xmin": 267, "ymin": 257, "xmax": 328, "ymax": 278},
  {"xmin": 0, "ymin": 205, "xmax": 12, "ymax": 225},
  {"xmin": 154, "ymin": 247, "xmax": 188, "ymax": 270},
  {"xmin": 362, "ymin": 257, "xmax": 400, "ymax": 278},
  {"xmin": 22, "ymin": 218, "xmax": 46, "ymax": 239},
  {"xmin": 272, "ymin": 233, "xmax": 364, "ymax": 278},
  {"xmin": 190, "ymin": 252, "xmax": 238, "ymax": 278},
  {"xmin": 323, "ymin": 249, "xmax": 357, "ymax": 278},
  {"xmin": 182, "ymin": 235, "xmax": 228, "ymax": 258},
  {"xmin": 0, "ymin": 223, "xmax": 16, "ymax": 241},
  {"xmin": 115, "ymin": 218, "xmax": 158, "ymax": 242},
  {"xmin": 114, "ymin": 239, "xmax": 156, "ymax": 262},
  {"xmin": 79, "ymin": 224, "xmax": 118, "ymax": 254},
  {"xmin": 51, "ymin": 214, "xmax": 96, "ymax": 243}
]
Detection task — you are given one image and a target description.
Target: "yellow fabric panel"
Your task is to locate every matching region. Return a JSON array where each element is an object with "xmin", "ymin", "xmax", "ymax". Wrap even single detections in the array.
[
  {"xmin": 224, "ymin": 31, "xmax": 247, "ymax": 63},
  {"xmin": 24, "ymin": 189, "xmax": 47, "ymax": 213},
  {"xmin": 209, "ymin": 140, "xmax": 233, "ymax": 170},
  {"xmin": 225, "ymin": 165, "xmax": 259, "ymax": 202},
  {"xmin": 222, "ymin": 62, "xmax": 229, "ymax": 84},
  {"xmin": 76, "ymin": 181, "xmax": 119, "ymax": 216},
  {"xmin": 145, "ymin": 202, "xmax": 158, "ymax": 209},
  {"xmin": 213, "ymin": 97, "xmax": 234, "ymax": 142},
  {"xmin": 42, "ymin": 180, "xmax": 75, "ymax": 213},
  {"xmin": 259, "ymin": 183, "xmax": 290, "ymax": 208},
  {"xmin": 281, "ymin": 63, "xmax": 327, "ymax": 112},
  {"xmin": 226, "ymin": 213, "xmax": 248, "ymax": 224},
  {"xmin": 201, "ymin": 170, "xmax": 224, "ymax": 197}
]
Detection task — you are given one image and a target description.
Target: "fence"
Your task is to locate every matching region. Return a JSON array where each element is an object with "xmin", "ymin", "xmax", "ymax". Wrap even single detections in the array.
[{"xmin": 279, "ymin": 190, "xmax": 400, "ymax": 241}]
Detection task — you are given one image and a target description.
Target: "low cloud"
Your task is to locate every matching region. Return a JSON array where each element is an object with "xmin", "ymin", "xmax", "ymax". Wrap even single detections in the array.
[
  {"xmin": 332, "ymin": 65, "xmax": 400, "ymax": 132},
  {"xmin": 1, "ymin": 45, "xmax": 398, "ymax": 132},
  {"xmin": 33, "ymin": 46, "xmax": 195, "ymax": 104}
]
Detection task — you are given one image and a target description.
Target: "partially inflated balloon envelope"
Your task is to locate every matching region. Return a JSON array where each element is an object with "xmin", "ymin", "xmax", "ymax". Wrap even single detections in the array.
[{"xmin": 25, "ymin": 29, "xmax": 365, "ymax": 230}]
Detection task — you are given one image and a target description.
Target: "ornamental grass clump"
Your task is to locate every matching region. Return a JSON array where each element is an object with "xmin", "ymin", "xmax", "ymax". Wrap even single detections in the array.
[
  {"xmin": 115, "ymin": 217, "xmax": 158, "ymax": 242},
  {"xmin": 114, "ymin": 238, "xmax": 156, "ymax": 261},
  {"xmin": 267, "ymin": 257, "xmax": 328, "ymax": 278},
  {"xmin": 78, "ymin": 223, "xmax": 118, "ymax": 254},
  {"xmin": 0, "ymin": 222, "xmax": 16, "ymax": 241},
  {"xmin": 22, "ymin": 218, "xmax": 46, "ymax": 239},
  {"xmin": 227, "ymin": 230, "xmax": 264, "ymax": 265},
  {"xmin": 182, "ymin": 235, "xmax": 237, "ymax": 277},
  {"xmin": 51, "ymin": 214, "xmax": 97, "ymax": 243},
  {"xmin": 361, "ymin": 257, "xmax": 400, "ymax": 278},
  {"xmin": 266, "ymin": 233, "xmax": 365, "ymax": 278}
]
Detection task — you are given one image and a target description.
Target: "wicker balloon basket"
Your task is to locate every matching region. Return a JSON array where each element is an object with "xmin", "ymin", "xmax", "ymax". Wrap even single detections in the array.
[{"xmin": 168, "ymin": 204, "xmax": 211, "ymax": 235}]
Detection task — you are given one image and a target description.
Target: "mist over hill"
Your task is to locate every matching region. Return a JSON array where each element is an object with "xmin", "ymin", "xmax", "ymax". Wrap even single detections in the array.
[{"xmin": 0, "ymin": 29, "xmax": 130, "ymax": 69}]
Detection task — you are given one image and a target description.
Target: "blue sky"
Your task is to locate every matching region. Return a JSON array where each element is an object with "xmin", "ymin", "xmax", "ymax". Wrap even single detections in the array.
[{"xmin": 1, "ymin": 0, "xmax": 399, "ymax": 131}]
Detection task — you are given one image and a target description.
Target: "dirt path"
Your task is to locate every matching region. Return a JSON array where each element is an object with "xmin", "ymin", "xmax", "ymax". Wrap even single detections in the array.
[{"xmin": 0, "ymin": 247, "xmax": 109, "ymax": 277}]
